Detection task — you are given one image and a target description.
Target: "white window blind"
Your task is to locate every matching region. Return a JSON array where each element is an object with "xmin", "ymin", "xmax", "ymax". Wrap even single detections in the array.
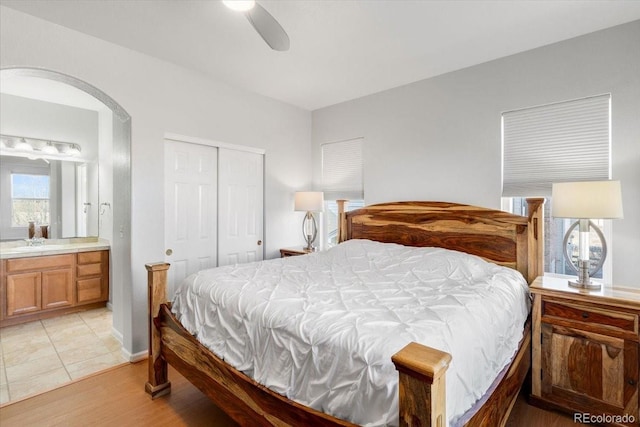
[
  {"xmin": 502, "ymin": 94, "xmax": 610, "ymax": 197},
  {"xmin": 321, "ymin": 138, "xmax": 363, "ymax": 200}
]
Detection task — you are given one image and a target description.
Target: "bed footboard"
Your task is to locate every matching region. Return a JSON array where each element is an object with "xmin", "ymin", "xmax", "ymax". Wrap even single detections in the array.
[{"xmin": 392, "ymin": 343, "xmax": 452, "ymax": 427}]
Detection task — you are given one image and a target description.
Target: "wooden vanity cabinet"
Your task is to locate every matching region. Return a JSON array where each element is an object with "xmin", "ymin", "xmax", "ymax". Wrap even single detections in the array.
[{"xmin": 1, "ymin": 250, "xmax": 109, "ymax": 327}]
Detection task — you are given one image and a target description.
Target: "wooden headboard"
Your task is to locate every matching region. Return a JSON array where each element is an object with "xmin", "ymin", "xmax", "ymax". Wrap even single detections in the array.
[{"xmin": 338, "ymin": 200, "xmax": 544, "ymax": 284}]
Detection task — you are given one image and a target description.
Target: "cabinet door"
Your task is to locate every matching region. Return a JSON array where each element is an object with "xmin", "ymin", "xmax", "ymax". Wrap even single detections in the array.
[
  {"xmin": 6, "ymin": 272, "xmax": 41, "ymax": 316},
  {"xmin": 42, "ymin": 268, "xmax": 74, "ymax": 310},
  {"xmin": 541, "ymin": 323, "xmax": 639, "ymax": 422}
]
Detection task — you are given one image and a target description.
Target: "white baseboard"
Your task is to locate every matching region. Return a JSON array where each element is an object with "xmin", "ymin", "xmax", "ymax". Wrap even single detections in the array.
[
  {"xmin": 121, "ymin": 347, "xmax": 148, "ymax": 363},
  {"xmin": 109, "ymin": 327, "xmax": 146, "ymax": 362},
  {"xmin": 111, "ymin": 326, "xmax": 123, "ymax": 344}
]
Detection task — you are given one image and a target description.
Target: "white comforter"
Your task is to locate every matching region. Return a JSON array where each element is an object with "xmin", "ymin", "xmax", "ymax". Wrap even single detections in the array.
[{"xmin": 172, "ymin": 239, "xmax": 530, "ymax": 426}]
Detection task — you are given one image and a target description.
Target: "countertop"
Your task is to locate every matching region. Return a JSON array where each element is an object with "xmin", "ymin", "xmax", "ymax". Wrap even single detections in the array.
[{"xmin": 0, "ymin": 238, "xmax": 110, "ymax": 259}]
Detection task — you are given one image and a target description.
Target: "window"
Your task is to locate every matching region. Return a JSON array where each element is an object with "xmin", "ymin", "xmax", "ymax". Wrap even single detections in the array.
[
  {"xmin": 321, "ymin": 138, "xmax": 364, "ymax": 248},
  {"xmin": 501, "ymin": 94, "xmax": 611, "ymax": 281},
  {"xmin": 11, "ymin": 173, "xmax": 50, "ymax": 227},
  {"xmin": 324, "ymin": 199, "xmax": 365, "ymax": 248}
]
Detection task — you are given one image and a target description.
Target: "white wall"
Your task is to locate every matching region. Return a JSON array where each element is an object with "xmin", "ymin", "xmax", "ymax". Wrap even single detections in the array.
[
  {"xmin": 0, "ymin": 6, "xmax": 312, "ymax": 356},
  {"xmin": 312, "ymin": 21, "xmax": 640, "ymax": 287}
]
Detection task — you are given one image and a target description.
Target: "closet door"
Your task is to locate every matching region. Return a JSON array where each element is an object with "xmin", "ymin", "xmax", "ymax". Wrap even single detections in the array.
[
  {"xmin": 164, "ymin": 140, "xmax": 218, "ymax": 298},
  {"xmin": 217, "ymin": 148, "xmax": 264, "ymax": 266}
]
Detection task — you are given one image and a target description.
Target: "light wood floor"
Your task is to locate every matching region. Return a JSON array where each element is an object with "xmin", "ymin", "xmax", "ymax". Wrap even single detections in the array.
[{"xmin": 0, "ymin": 360, "xmax": 578, "ymax": 426}]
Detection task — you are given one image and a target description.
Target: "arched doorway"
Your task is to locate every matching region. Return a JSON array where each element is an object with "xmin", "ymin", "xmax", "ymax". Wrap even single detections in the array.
[{"xmin": 0, "ymin": 68, "xmax": 132, "ymax": 394}]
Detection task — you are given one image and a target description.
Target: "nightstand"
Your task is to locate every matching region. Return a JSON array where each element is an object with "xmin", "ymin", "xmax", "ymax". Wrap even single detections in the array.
[
  {"xmin": 279, "ymin": 247, "xmax": 315, "ymax": 258},
  {"xmin": 530, "ymin": 276, "xmax": 640, "ymax": 426}
]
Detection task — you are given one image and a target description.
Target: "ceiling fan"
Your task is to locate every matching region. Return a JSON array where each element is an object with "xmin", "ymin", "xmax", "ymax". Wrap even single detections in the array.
[{"xmin": 223, "ymin": 0, "xmax": 290, "ymax": 51}]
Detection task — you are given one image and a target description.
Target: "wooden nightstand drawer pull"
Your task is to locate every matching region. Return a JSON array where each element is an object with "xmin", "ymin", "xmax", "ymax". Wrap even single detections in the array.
[
  {"xmin": 629, "ymin": 379, "xmax": 637, "ymax": 386},
  {"xmin": 581, "ymin": 312, "xmax": 589, "ymax": 319}
]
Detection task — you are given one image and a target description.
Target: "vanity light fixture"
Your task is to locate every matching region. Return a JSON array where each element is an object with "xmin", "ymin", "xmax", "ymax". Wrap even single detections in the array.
[{"xmin": 0, "ymin": 134, "xmax": 85, "ymax": 162}]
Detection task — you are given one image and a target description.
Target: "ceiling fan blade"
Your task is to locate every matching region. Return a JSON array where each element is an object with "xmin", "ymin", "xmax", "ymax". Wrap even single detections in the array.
[{"xmin": 245, "ymin": 2, "xmax": 290, "ymax": 51}]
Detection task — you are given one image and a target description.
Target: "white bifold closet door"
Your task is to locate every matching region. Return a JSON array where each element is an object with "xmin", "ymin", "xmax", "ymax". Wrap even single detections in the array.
[{"xmin": 164, "ymin": 140, "xmax": 264, "ymax": 297}]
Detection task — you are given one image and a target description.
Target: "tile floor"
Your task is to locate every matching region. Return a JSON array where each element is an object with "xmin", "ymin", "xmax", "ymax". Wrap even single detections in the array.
[{"xmin": 0, "ymin": 307, "xmax": 126, "ymax": 404}]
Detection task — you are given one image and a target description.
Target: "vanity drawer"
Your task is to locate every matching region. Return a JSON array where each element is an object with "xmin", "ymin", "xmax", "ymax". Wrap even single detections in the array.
[
  {"xmin": 542, "ymin": 299, "xmax": 638, "ymax": 336},
  {"xmin": 6, "ymin": 254, "xmax": 74, "ymax": 273},
  {"xmin": 77, "ymin": 251, "xmax": 103, "ymax": 264},
  {"xmin": 77, "ymin": 263, "xmax": 102, "ymax": 277},
  {"xmin": 77, "ymin": 278, "xmax": 103, "ymax": 303}
]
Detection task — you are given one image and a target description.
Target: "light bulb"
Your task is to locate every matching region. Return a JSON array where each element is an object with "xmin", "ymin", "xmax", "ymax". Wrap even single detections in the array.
[
  {"xmin": 15, "ymin": 138, "xmax": 33, "ymax": 151},
  {"xmin": 66, "ymin": 144, "xmax": 81, "ymax": 156},
  {"xmin": 222, "ymin": 0, "xmax": 255, "ymax": 12},
  {"xmin": 41, "ymin": 142, "xmax": 59, "ymax": 155}
]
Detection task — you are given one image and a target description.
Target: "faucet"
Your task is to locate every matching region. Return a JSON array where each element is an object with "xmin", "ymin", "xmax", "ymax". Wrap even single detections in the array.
[{"xmin": 25, "ymin": 237, "xmax": 45, "ymax": 247}]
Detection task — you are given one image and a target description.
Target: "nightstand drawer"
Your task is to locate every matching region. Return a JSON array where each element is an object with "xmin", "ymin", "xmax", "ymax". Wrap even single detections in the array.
[{"xmin": 543, "ymin": 299, "xmax": 638, "ymax": 335}]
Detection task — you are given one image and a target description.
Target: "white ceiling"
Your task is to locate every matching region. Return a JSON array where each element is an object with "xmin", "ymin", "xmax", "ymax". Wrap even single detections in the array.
[{"xmin": 2, "ymin": 0, "xmax": 640, "ymax": 111}]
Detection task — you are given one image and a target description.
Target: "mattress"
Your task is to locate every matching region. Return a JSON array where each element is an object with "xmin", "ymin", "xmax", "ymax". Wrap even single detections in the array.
[{"xmin": 172, "ymin": 239, "xmax": 531, "ymax": 426}]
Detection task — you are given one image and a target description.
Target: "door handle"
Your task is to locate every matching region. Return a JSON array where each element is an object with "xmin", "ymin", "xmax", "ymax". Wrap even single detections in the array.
[
  {"xmin": 257, "ymin": 240, "xmax": 262, "ymax": 246},
  {"xmin": 166, "ymin": 249, "xmax": 173, "ymax": 256}
]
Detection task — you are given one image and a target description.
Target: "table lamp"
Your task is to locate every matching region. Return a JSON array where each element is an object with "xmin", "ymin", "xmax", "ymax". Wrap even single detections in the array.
[
  {"xmin": 294, "ymin": 191, "xmax": 324, "ymax": 251},
  {"xmin": 552, "ymin": 180, "xmax": 623, "ymax": 290}
]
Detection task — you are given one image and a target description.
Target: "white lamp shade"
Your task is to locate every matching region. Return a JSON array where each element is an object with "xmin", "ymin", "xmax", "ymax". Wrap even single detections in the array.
[
  {"xmin": 294, "ymin": 191, "xmax": 324, "ymax": 212},
  {"xmin": 552, "ymin": 180, "xmax": 623, "ymax": 219}
]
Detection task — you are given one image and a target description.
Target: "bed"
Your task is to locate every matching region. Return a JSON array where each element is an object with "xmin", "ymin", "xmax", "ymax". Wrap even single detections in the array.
[{"xmin": 145, "ymin": 200, "xmax": 544, "ymax": 427}]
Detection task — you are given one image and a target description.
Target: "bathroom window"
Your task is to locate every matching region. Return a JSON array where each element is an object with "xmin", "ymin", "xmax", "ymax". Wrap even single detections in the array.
[{"xmin": 11, "ymin": 173, "xmax": 50, "ymax": 227}]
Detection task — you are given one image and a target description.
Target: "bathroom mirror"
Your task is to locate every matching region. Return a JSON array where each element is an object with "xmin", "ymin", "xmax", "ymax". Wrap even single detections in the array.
[
  {"xmin": 0, "ymin": 85, "xmax": 101, "ymax": 242},
  {"xmin": 0, "ymin": 155, "xmax": 99, "ymax": 241}
]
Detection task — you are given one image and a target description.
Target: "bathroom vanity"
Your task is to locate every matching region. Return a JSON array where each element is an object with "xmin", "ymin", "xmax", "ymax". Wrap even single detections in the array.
[{"xmin": 0, "ymin": 240, "xmax": 110, "ymax": 327}]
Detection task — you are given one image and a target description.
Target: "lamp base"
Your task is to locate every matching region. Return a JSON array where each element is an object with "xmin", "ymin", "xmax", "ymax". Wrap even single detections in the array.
[{"xmin": 568, "ymin": 279, "xmax": 601, "ymax": 290}]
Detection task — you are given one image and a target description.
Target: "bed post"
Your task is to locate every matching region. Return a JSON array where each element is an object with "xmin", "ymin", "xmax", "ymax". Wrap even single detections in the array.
[
  {"xmin": 145, "ymin": 262, "xmax": 171, "ymax": 399},
  {"xmin": 525, "ymin": 198, "xmax": 545, "ymax": 283},
  {"xmin": 337, "ymin": 199, "xmax": 348, "ymax": 243},
  {"xmin": 392, "ymin": 342, "xmax": 452, "ymax": 427}
]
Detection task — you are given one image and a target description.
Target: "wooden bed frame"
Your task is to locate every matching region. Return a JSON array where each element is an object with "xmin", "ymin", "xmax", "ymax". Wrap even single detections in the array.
[{"xmin": 146, "ymin": 199, "xmax": 544, "ymax": 427}]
